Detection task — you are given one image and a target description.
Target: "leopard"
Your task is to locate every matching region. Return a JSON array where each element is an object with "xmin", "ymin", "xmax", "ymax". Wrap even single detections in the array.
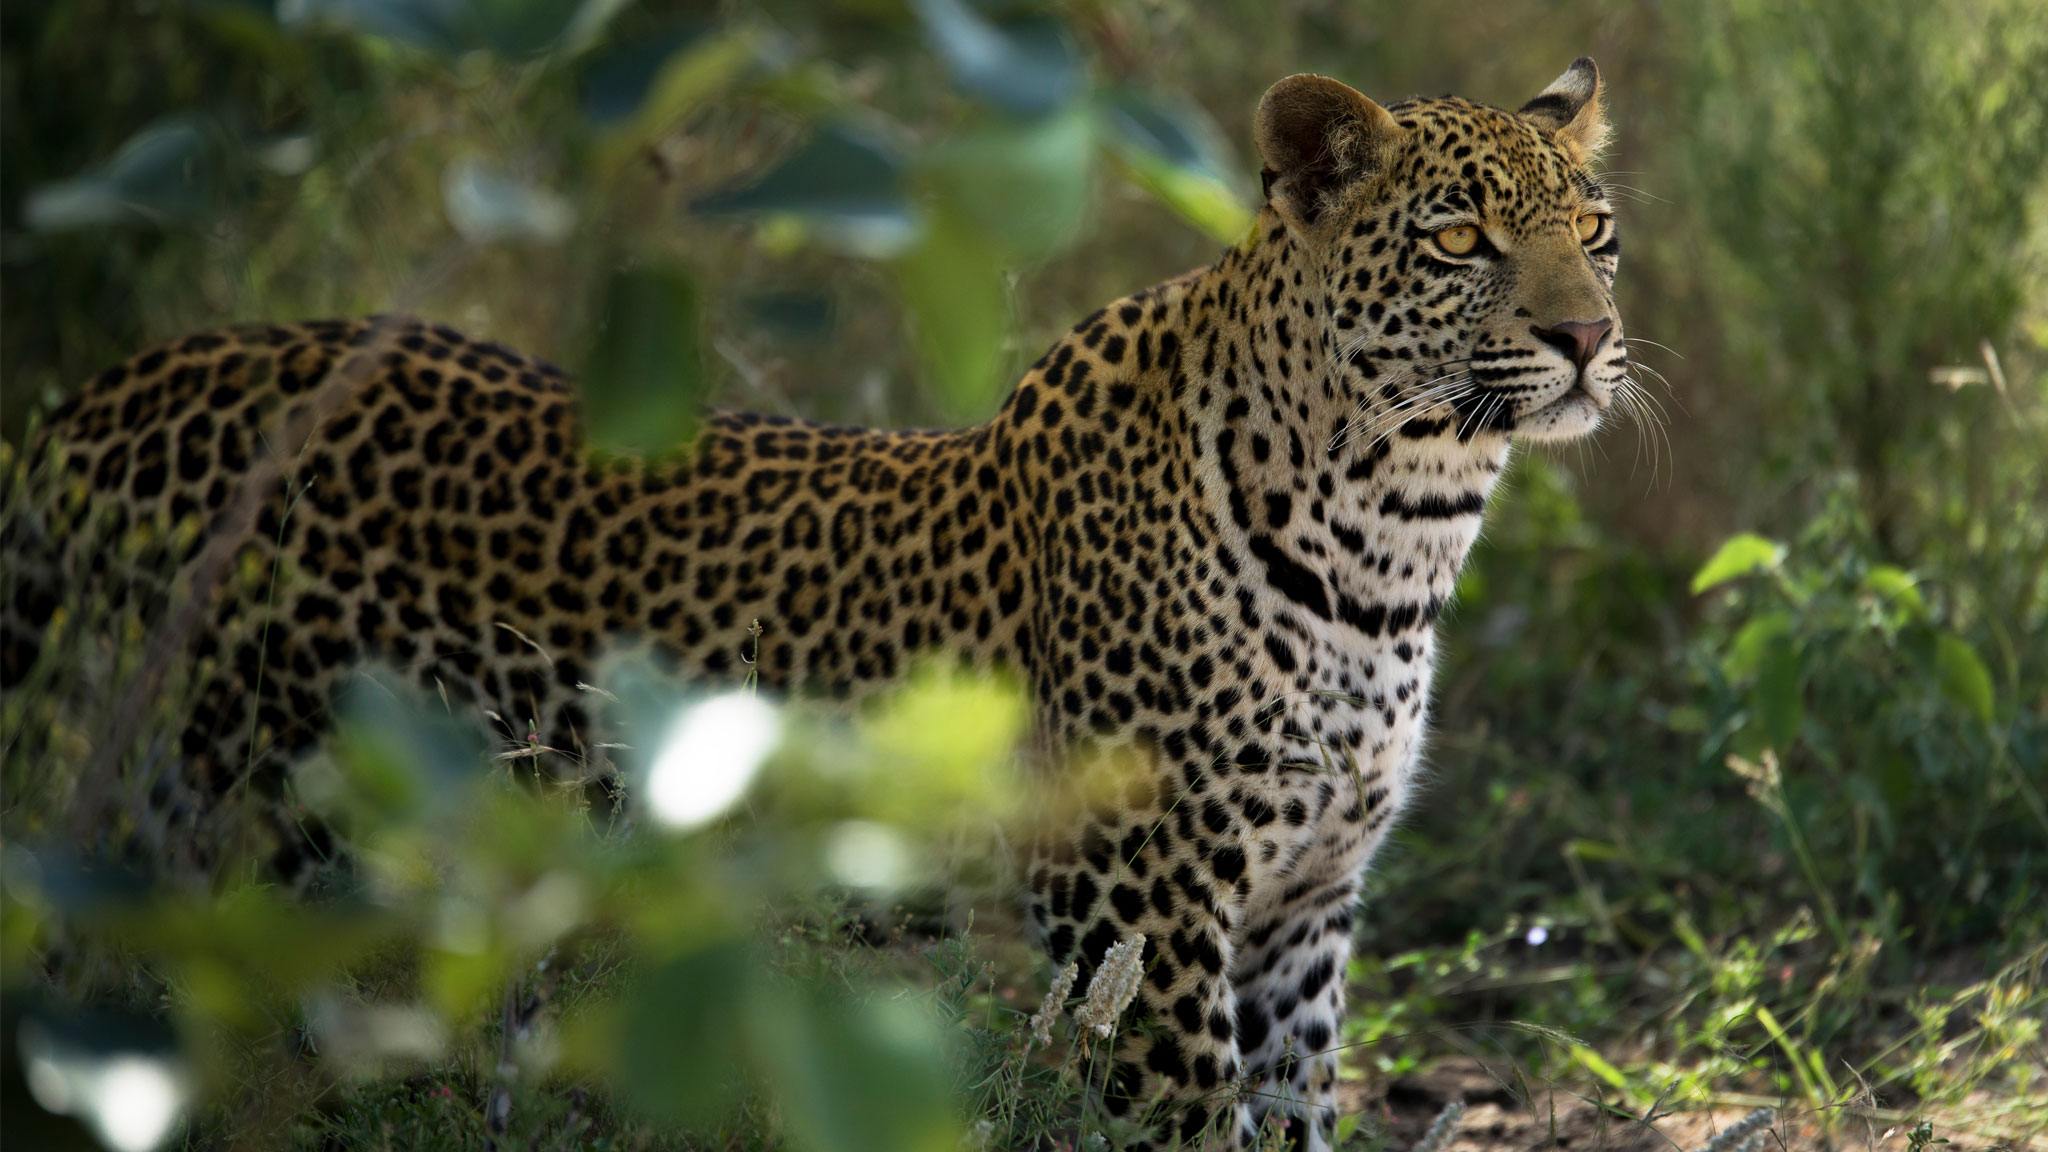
[{"xmin": 4, "ymin": 59, "xmax": 1630, "ymax": 1150}]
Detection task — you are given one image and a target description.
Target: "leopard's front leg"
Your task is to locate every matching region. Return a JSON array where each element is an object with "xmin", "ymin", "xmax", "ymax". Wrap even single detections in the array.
[
  {"xmin": 1230, "ymin": 868, "xmax": 1359, "ymax": 1151},
  {"xmin": 1029, "ymin": 752, "xmax": 1256, "ymax": 1149}
]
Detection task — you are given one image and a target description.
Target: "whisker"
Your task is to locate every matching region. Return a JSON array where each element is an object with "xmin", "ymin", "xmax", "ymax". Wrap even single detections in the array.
[
  {"xmin": 1615, "ymin": 377, "xmax": 1674, "ymax": 490},
  {"xmin": 1621, "ymin": 336, "xmax": 1685, "ymax": 360},
  {"xmin": 1338, "ymin": 381, "xmax": 1474, "ymax": 454},
  {"xmin": 1349, "ymin": 381, "xmax": 1475, "ymax": 453},
  {"xmin": 1328, "ymin": 368, "xmax": 1475, "ymax": 451}
]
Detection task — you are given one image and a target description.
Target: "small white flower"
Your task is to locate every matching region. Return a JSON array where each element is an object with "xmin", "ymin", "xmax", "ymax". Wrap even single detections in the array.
[
  {"xmin": 1075, "ymin": 934, "xmax": 1147, "ymax": 1039},
  {"xmin": 1525, "ymin": 925, "xmax": 1549, "ymax": 947},
  {"xmin": 1029, "ymin": 960, "xmax": 1078, "ymax": 1048}
]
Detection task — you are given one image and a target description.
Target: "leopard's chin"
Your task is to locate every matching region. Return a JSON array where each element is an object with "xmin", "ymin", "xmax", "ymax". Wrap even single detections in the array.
[{"xmin": 1511, "ymin": 386, "xmax": 1607, "ymax": 442}]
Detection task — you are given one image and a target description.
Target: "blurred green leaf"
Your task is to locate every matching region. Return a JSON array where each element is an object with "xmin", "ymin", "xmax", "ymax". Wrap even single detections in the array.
[
  {"xmin": 618, "ymin": 939, "xmax": 751, "ymax": 1127},
  {"xmin": 1751, "ymin": 634, "xmax": 1804, "ymax": 751},
  {"xmin": 593, "ymin": 23, "xmax": 764, "ymax": 170},
  {"xmin": 1720, "ymin": 611, "xmax": 1793, "ymax": 683},
  {"xmin": 24, "ymin": 116, "xmax": 230, "ymax": 231},
  {"xmin": 749, "ymin": 980, "xmax": 959, "ymax": 1152},
  {"xmin": 3, "ymin": 847, "xmax": 153, "ymax": 917},
  {"xmin": 423, "ymin": 944, "xmax": 509, "ymax": 1021},
  {"xmin": 1691, "ymin": 533, "xmax": 1787, "ymax": 594},
  {"xmin": 855, "ymin": 668, "xmax": 1026, "ymax": 826},
  {"xmin": 324, "ymin": 675, "xmax": 485, "ymax": 829},
  {"xmin": 893, "ymin": 211, "xmax": 1009, "ymax": 421},
  {"xmin": 912, "ymin": 0, "xmax": 1082, "ymax": 117},
  {"xmin": 1103, "ymin": 90, "xmax": 1253, "ymax": 243},
  {"xmin": 923, "ymin": 103, "xmax": 1094, "ymax": 259},
  {"xmin": 693, "ymin": 124, "xmax": 918, "ymax": 258},
  {"xmin": 581, "ymin": 265, "xmax": 706, "ymax": 458},
  {"xmin": 1861, "ymin": 564, "xmax": 1924, "ymax": 617},
  {"xmin": 1934, "ymin": 633, "xmax": 1995, "ymax": 724},
  {"xmin": 124, "ymin": 887, "xmax": 390, "ymax": 1027}
]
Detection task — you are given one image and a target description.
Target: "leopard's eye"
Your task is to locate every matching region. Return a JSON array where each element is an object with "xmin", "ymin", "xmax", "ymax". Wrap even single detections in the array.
[
  {"xmin": 1434, "ymin": 225, "xmax": 1482, "ymax": 257},
  {"xmin": 1575, "ymin": 213, "xmax": 1607, "ymax": 243}
]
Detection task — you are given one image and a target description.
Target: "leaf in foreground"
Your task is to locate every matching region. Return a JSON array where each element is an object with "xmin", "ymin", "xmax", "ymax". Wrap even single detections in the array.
[
  {"xmin": 1691, "ymin": 532, "xmax": 1786, "ymax": 594},
  {"xmin": 581, "ymin": 265, "xmax": 707, "ymax": 458}
]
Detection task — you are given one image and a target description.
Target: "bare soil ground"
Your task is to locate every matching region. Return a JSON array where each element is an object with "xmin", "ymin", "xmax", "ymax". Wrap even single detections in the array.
[{"xmin": 1357, "ymin": 1061, "xmax": 2043, "ymax": 1152}]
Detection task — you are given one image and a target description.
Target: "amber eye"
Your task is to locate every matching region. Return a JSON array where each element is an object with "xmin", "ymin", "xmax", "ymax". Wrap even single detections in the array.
[
  {"xmin": 1435, "ymin": 225, "xmax": 1482, "ymax": 257},
  {"xmin": 1575, "ymin": 213, "xmax": 1606, "ymax": 243}
]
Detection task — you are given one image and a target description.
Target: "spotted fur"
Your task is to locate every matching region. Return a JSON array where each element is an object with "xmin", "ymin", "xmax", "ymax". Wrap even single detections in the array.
[{"xmin": 5, "ymin": 60, "xmax": 1628, "ymax": 1150}]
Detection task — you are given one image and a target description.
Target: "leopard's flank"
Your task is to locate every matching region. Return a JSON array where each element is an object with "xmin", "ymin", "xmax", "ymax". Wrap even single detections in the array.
[{"xmin": 6, "ymin": 60, "xmax": 1630, "ymax": 1150}]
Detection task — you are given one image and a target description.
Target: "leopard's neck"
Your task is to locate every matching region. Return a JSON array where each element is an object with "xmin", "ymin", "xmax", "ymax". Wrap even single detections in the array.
[{"xmin": 991, "ymin": 216, "xmax": 1508, "ymax": 673}]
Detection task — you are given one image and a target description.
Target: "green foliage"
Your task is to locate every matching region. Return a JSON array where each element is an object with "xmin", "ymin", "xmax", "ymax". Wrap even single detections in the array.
[
  {"xmin": 7, "ymin": 0, "xmax": 2048, "ymax": 1147},
  {"xmin": 4, "ymin": 668, "xmax": 1033, "ymax": 1149},
  {"xmin": 580, "ymin": 265, "xmax": 707, "ymax": 456},
  {"xmin": 1690, "ymin": 487, "xmax": 2048, "ymax": 948},
  {"xmin": 1689, "ymin": 533, "xmax": 1786, "ymax": 595}
]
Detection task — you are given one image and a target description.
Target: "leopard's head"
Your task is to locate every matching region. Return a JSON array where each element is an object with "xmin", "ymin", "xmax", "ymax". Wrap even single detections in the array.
[{"xmin": 1256, "ymin": 58, "xmax": 1626, "ymax": 443}]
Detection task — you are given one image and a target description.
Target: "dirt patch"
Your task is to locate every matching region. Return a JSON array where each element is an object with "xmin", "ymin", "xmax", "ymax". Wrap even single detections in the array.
[{"xmin": 1353, "ymin": 1060, "xmax": 2040, "ymax": 1152}]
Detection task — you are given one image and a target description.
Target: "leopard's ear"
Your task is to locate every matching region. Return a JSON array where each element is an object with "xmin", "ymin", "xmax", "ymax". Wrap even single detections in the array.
[
  {"xmin": 1519, "ymin": 57, "xmax": 1610, "ymax": 164},
  {"xmin": 1255, "ymin": 74, "xmax": 1402, "ymax": 232}
]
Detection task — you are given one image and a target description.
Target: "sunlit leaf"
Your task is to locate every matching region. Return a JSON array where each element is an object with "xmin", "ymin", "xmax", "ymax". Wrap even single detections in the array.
[
  {"xmin": 24, "ymin": 116, "xmax": 228, "ymax": 231},
  {"xmin": 1690, "ymin": 532, "xmax": 1787, "ymax": 594},
  {"xmin": 617, "ymin": 938, "xmax": 751, "ymax": 1126},
  {"xmin": 1861, "ymin": 564, "xmax": 1924, "ymax": 617},
  {"xmin": 580, "ymin": 264, "xmax": 706, "ymax": 457},
  {"xmin": 1751, "ymin": 633, "xmax": 1804, "ymax": 751},
  {"xmin": 424, "ymin": 944, "xmax": 509, "ymax": 1022},
  {"xmin": 694, "ymin": 124, "xmax": 918, "ymax": 258},
  {"xmin": 912, "ymin": 0, "xmax": 1082, "ymax": 117},
  {"xmin": 923, "ymin": 103, "xmax": 1094, "ymax": 259},
  {"xmin": 1102, "ymin": 90, "xmax": 1253, "ymax": 243},
  {"xmin": 855, "ymin": 669, "xmax": 1026, "ymax": 826},
  {"xmin": 893, "ymin": 210, "xmax": 1009, "ymax": 421},
  {"xmin": 442, "ymin": 158, "xmax": 576, "ymax": 243},
  {"xmin": 1568, "ymin": 1042, "xmax": 1630, "ymax": 1091},
  {"xmin": 748, "ymin": 980, "xmax": 960, "ymax": 1152},
  {"xmin": 1934, "ymin": 633, "xmax": 1995, "ymax": 724}
]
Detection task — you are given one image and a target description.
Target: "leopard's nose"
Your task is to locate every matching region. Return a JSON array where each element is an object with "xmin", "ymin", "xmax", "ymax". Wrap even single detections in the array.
[{"xmin": 1532, "ymin": 319, "xmax": 1612, "ymax": 370}]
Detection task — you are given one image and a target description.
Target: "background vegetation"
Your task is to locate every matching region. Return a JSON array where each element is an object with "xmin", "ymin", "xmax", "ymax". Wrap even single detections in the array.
[{"xmin": 3, "ymin": 0, "xmax": 2045, "ymax": 1148}]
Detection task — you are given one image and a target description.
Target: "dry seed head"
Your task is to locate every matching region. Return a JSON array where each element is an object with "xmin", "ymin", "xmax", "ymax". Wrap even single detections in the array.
[
  {"xmin": 1029, "ymin": 960, "xmax": 1078, "ymax": 1048},
  {"xmin": 1075, "ymin": 934, "xmax": 1146, "ymax": 1039},
  {"xmin": 1691, "ymin": 1108, "xmax": 1776, "ymax": 1152}
]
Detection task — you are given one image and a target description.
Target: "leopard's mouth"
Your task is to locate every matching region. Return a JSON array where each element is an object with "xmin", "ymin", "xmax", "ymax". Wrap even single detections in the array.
[{"xmin": 1511, "ymin": 382, "xmax": 1608, "ymax": 442}]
